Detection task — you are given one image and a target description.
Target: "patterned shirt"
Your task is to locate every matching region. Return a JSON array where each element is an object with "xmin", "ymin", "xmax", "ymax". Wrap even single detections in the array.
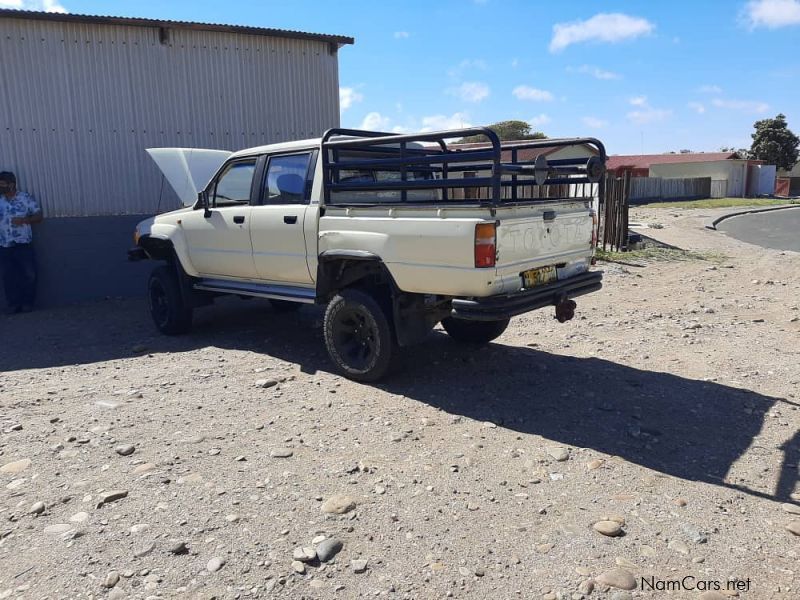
[{"xmin": 0, "ymin": 191, "xmax": 40, "ymax": 247}]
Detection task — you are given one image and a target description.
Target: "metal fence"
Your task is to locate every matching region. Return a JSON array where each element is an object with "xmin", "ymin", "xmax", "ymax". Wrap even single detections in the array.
[{"xmin": 628, "ymin": 176, "xmax": 711, "ymax": 204}]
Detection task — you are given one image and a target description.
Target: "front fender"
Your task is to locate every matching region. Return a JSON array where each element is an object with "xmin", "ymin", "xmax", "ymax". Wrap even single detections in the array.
[{"xmin": 138, "ymin": 223, "xmax": 199, "ymax": 278}]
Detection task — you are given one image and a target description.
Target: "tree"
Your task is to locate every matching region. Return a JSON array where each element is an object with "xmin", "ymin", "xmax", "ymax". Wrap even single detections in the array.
[
  {"xmin": 749, "ymin": 113, "xmax": 799, "ymax": 171},
  {"xmin": 458, "ymin": 120, "xmax": 547, "ymax": 144}
]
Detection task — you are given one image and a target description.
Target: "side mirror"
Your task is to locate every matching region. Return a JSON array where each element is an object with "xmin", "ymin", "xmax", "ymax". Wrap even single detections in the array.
[{"xmin": 198, "ymin": 191, "xmax": 212, "ymax": 218}]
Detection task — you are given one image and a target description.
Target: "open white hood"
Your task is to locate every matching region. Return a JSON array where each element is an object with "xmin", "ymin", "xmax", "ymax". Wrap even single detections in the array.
[{"xmin": 146, "ymin": 148, "xmax": 233, "ymax": 207}]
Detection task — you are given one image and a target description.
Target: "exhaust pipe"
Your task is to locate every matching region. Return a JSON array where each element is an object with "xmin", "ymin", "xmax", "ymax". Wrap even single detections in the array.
[{"xmin": 554, "ymin": 299, "xmax": 577, "ymax": 323}]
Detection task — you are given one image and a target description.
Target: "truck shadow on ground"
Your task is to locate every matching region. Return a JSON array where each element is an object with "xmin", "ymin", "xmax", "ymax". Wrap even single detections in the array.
[
  {"xmin": 1, "ymin": 298, "xmax": 797, "ymax": 504},
  {"xmin": 388, "ymin": 331, "xmax": 798, "ymax": 506}
]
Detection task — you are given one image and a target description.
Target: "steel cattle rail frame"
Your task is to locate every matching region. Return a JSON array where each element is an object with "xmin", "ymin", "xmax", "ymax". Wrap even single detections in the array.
[{"xmin": 320, "ymin": 127, "xmax": 607, "ymax": 208}]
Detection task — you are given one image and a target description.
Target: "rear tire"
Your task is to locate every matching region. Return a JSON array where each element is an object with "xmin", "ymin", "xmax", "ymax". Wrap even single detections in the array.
[
  {"xmin": 148, "ymin": 265, "xmax": 193, "ymax": 335},
  {"xmin": 441, "ymin": 316, "xmax": 509, "ymax": 344},
  {"xmin": 324, "ymin": 289, "xmax": 395, "ymax": 382},
  {"xmin": 270, "ymin": 299, "xmax": 302, "ymax": 312}
]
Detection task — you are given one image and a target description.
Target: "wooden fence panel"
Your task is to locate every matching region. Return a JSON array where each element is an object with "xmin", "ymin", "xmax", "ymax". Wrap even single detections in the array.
[
  {"xmin": 599, "ymin": 174, "xmax": 629, "ymax": 252},
  {"xmin": 629, "ymin": 177, "xmax": 661, "ymax": 202},
  {"xmin": 629, "ymin": 177, "xmax": 711, "ymax": 203},
  {"xmin": 710, "ymin": 180, "xmax": 727, "ymax": 198}
]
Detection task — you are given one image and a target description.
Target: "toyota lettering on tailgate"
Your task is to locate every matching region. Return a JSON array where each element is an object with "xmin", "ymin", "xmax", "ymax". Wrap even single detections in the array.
[{"xmin": 500, "ymin": 218, "xmax": 589, "ymax": 252}]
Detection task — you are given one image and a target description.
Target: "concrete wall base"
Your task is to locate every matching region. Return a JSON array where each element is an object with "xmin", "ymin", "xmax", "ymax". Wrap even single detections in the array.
[{"xmin": 1, "ymin": 215, "xmax": 154, "ymax": 309}]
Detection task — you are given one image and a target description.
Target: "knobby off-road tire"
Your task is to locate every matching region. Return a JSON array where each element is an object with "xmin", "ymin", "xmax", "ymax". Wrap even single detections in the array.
[
  {"xmin": 270, "ymin": 299, "xmax": 302, "ymax": 312},
  {"xmin": 148, "ymin": 265, "xmax": 193, "ymax": 335},
  {"xmin": 324, "ymin": 288, "xmax": 395, "ymax": 382},
  {"xmin": 441, "ymin": 316, "xmax": 510, "ymax": 344}
]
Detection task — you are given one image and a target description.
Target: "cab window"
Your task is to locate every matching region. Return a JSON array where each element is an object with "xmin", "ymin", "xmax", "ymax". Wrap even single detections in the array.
[
  {"xmin": 209, "ymin": 160, "xmax": 256, "ymax": 207},
  {"xmin": 262, "ymin": 152, "xmax": 313, "ymax": 205}
]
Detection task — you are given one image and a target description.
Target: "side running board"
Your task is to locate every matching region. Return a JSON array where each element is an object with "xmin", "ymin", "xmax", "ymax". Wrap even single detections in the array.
[{"xmin": 194, "ymin": 278, "xmax": 317, "ymax": 304}]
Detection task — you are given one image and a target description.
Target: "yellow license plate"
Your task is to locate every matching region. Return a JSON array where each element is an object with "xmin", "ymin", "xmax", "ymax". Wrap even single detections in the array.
[{"xmin": 522, "ymin": 265, "xmax": 557, "ymax": 288}]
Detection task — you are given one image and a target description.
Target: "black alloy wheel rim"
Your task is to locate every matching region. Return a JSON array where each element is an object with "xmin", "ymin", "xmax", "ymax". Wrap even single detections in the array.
[
  {"xmin": 332, "ymin": 306, "xmax": 378, "ymax": 371},
  {"xmin": 149, "ymin": 281, "xmax": 169, "ymax": 327}
]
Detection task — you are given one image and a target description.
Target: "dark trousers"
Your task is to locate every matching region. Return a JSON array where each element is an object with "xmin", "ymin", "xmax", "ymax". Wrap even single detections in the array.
[{"xmin": 0, "ymin": 243, "xmax": 37, "ymax": 309}]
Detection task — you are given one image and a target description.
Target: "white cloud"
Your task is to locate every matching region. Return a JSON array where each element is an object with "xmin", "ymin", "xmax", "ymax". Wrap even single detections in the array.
[
  {"xmin": 513, "ymin": 86, "xmax": 554, "ymax": 102},
  {"xmin": 688, "ymin": 102, "xmax": 706, "ymax": 114},
  {"xmin": 448, "ymin": 81, "xmax": 490, "ymax": 103},
  {"xmin": 528, "ymin": 114, "xmax": 551, "ymax": 128},
  {"xmin": 743, "ymin": 0, "xmax": 800, "ymax": 28},
  {"xmin": 420, "ymin": 112, "xmax": 473, "ymax": 132},
  {"xmin": 448, "ymin": 59, "xmax": 488, "ymax": 79},
  {"xmin": 43, "ymin": 0, "xmax": 65, "ymax": 11},
  {"xmin": 393, "ymin": 31, "xmax": 410, "ymax": 39},
  {"xmin": 570, "ymin": 65, "xmax": 622, "ymax": 80},
  {"xmin": 549, "ymin": 13, "xmax": 654, "ymax": 53},
  {"xmin": 582, "ymin": 116, "xmax": 608, "ymax": 129},
  {"xmin": 351, "ymin": 112, "xmax": 479, "ymax": 135},
  {"xmin": 460, "ymin": 59, "xmax": 487, "ymax": 70},
  {"xmin": 626, "ymin": 97, "xmax": 671, "ymax": 124},
  {"xmin": 510, "ymin": 58, "xmax": 519, "ymax": 69},
  {"xmin": 711, "ymin": 98, "xmax": 770, "ymax": 113},
  {"xmin": 359, "ymin": 112, "xmax": 391, "ymax": 131},
  {"xmin": 698, "ymin": 84, "xmax": 722, "ymax": 94},
  {"xmin": 0, "ymin": 0, "xmax": 67, "ymax": 11},
  {"xmin": 339, "ymin": 87, "xmax": 364, "ymax": 111}
]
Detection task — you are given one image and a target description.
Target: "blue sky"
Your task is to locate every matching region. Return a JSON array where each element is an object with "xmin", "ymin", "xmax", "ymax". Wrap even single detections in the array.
[{"xmin": 4, "ymin": 0, "xmax": 800, "ymax": 154}]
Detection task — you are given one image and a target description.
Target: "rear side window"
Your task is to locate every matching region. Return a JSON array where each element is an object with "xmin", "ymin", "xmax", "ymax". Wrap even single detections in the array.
[
  {"xmin": 210, "ymin": 160, "xmax": 256, "ymax": 207},
  {"xmin": 262, "ymin": 153, "xmax": 313, "ymax": 204}
]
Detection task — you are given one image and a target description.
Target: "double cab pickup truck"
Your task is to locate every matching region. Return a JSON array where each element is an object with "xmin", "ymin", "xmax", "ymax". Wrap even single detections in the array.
[{"xmin": 130, "ymin": 127, "xmax": 606, "ymax": 381}]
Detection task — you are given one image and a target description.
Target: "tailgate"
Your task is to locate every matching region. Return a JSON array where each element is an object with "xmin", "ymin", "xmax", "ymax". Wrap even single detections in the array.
[{"xmin": 495, "ymin": 200, "xmax": 594, "ymax": 281}]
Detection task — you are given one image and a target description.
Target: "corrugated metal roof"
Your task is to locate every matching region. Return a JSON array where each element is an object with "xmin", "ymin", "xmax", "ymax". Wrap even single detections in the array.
[
  {"xmin": 606, "ymin": 152, "xmax": 739, "ymax": 171},
  {"xmin": 0, "ymin": 8, "xmax": 354, "ymax": 46}
]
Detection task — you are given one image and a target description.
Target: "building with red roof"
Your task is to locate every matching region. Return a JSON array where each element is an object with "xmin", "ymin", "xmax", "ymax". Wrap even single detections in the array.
[
  {"xmin": 606, "ymin": 152, "xmax": 741, "ymax": 178},
  {"xmin": 607, "ymin": 152, "xmax": 773, "ymax": 198}
]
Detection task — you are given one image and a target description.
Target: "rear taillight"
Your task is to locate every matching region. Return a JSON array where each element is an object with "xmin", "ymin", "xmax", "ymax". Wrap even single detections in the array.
[
  {"xmin": 590, "ymin": 209, "xmax": 598, "ymax": 248},
  {"xmin": 474, "ymin": 222, "xmax": 496, "ymax": 268}
]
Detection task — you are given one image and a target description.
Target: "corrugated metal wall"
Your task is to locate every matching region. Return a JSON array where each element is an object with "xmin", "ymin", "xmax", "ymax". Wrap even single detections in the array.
[{"xmin": 0, "ymin": 18, "xmax": 341, "ymax": 216}]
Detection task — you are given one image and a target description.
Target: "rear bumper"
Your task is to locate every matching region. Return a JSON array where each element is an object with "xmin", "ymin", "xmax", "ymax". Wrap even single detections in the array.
[{"xmin": 450, "ymin": 270, "xmax": 603, "ymax": 321}]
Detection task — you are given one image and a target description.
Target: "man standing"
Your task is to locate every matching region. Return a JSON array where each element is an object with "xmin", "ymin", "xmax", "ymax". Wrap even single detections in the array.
[{"xmin": 0, "ymin": 172, "xmax": 43, "ymax": 314}]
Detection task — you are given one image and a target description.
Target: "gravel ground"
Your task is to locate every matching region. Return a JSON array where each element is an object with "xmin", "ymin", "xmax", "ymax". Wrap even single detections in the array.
[{"xmin": 1, "ymin": 205, "xmax": 799, "ymax": 599}]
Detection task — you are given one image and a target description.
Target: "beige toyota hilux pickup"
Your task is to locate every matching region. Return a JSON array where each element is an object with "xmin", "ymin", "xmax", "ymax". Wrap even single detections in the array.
[{"xmin": 130, "ymin": 127, "xmax": 606, "ymax": 381}]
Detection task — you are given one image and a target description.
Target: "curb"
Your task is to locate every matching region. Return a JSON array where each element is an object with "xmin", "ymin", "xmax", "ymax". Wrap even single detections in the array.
[{"xmin": 705, "ymin": 204, "xmax": 800, "ymax": 230}]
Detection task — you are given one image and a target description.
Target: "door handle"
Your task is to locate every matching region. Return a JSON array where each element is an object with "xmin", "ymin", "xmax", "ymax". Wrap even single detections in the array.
[
  {"xmin": 283, "ymin": 215, "xmax": 298, "ymax": 224},
  {"xmin": 233, "ymin": 215, "xmax": 245, "ymax": 224},
  {"xmin": 542, "ymin": 210, "xmax": 556, "ymax": 222}
]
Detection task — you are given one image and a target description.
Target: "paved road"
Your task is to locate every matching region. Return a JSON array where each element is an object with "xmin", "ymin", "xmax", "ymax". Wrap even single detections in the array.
[{"xmin": 717, "ymin": 206, "xmax": 800, "ymax": 251}]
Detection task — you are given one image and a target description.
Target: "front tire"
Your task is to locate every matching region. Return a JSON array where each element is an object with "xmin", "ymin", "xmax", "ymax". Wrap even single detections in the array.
[
  {"xmin": 441, "ymin": 316, "xmax": 509, "ymax": 344},
  {"xmin": 324, "ymin": 289, "xmax": 395, "ymax": 382},
  {"xmin": 148, "ymin": 265, "xmax": 193, "ymax": 335}
]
